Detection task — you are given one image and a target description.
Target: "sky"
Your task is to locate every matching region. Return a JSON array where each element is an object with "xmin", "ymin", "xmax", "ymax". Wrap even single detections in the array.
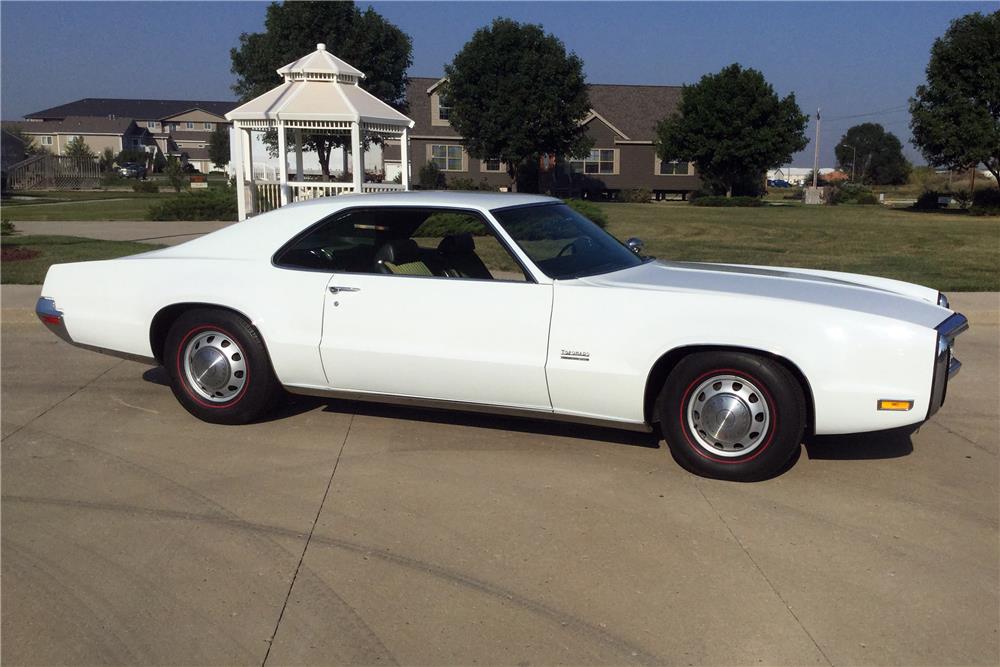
[{"xmin": 1, "ymin": 1, "xmax": 995, "ymax": 167}]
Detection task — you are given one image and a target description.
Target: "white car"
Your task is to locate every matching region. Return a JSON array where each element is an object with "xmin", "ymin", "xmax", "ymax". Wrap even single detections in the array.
[{"xmin": 37, "ymin": 192, "xmax": 967, "ymax": 480}]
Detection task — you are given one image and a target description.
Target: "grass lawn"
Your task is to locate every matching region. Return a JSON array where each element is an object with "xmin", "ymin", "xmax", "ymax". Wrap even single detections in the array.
[
  {"xmin": 1, "ymin": 235, "xmax": 165, "ymax": 284},
  {"xmin": 2, "ymin": 198, "xmax": 171, "ymax": 222},
  {"xmin": 596, "ymin": 202, "xmax": 1000, "ymax": 291}
]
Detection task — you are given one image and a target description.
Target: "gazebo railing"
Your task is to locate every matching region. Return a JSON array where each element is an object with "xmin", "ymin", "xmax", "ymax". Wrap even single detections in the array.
[
  {"xmin": 253, "ymin": 181, "xmax": 282, "ymax": 214},
  {"xmin": 289, "ymin": 182, "xmax": 357, "ymax": 201}
]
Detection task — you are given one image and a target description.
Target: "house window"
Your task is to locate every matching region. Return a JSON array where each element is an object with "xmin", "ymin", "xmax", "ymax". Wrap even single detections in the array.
[
  {"xmin": 40, "ymin": 136, "xmax": 53, "ymax": 146},
  {"xmin": 147, "ymin": 121, "xmax": 157, "ymax": 129},
  {"xmin": 437, "ymin": 102, "xmax": 451, "ymax": 121},
  {"xmin": 658, "ymin": 160, "xmax": 690, "ymax": 175},
  {"xmin": 186, "ymin": 122, "xmax": 194, "ymax": 129},
  {"xmin": 482, "ymin": 158, "xmax": 504, "ymax": 173},
  {"xmin": 203, "ymin": 122, "xmax": 213, "ymax": 130},
  {"xmin": 431, "ymin": 144, "xmax": 464, "ymax": 171},
  {"xmin": 570, "ymin": 149, "xmax": 616, "ymax": 175}
]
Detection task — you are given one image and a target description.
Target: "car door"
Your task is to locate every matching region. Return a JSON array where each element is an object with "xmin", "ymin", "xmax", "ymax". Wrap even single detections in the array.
[{"xmin": 312, "ymin": 206, "xmax": 553, "ymax": 410}]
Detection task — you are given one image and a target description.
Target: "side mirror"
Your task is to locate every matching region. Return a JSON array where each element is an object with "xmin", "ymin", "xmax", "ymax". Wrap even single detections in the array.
[{"xmin": 626, "ymin": 237, "xmax": 644, "ymax": 255}]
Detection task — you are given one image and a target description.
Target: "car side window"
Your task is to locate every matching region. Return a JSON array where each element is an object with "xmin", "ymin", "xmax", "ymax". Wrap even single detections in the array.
[
  {"xmin": 275, "ymin": 207, "xmax": 531, "ymax": 282},
  {"xmin": 410, "ymin": 212, "xmax": 529, "ymax": 282},
  {"xmin": 274, "ymin": 210, "xmax": 384, "ymax": 273}
]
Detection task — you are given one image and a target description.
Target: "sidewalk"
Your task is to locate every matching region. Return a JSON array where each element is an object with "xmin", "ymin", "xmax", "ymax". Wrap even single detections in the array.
[{"xmin": 11, "ymin": 220, "xmax": 234, "ymax": 246}]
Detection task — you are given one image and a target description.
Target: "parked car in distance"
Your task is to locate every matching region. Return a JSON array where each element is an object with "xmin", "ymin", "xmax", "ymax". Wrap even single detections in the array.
[
  {"xmin": 36, "ymin": 192, "xmax": 968, "ymax": 481},
  {"xmin": 118, "ymin": 162, "xmax": 147, "ymax": 179},
  {"xmin": 767, "ymin": 179, "xmax": 791, "ymax": 188}
]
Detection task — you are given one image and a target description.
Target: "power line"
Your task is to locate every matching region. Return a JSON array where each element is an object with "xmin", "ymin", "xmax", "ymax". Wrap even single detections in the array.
[{"xmin": 824, "ymin": 105, "xmax": 909, "ymax": 122}]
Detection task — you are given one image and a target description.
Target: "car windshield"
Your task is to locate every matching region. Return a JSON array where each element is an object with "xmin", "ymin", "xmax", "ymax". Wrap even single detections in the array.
[{"xmin": 490, "ymin": 203, "xmax": 643, "ymax": 279}]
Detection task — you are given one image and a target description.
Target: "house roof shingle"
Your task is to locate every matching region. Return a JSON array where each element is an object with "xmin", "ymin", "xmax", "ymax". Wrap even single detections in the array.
[
  {"xmin": 405, "ymin": 77, "xmax": 682, "ymax": 141},
  {"xmin": 3, "ymin": 116, "xmax": 142, "ymax": 135},
  {"xmin": 24, "ymin": 98, "xmax": 238, "ymax": 121}
]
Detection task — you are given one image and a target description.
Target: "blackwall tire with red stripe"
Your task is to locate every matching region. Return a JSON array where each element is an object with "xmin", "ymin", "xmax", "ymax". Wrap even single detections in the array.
[
  {"xmin": 656, "ymin": 351, "xmax": 806, "ymax": 481},
  {"xmin": 164, "ymin": 308, "xmax": 281, "ymax": 425}
]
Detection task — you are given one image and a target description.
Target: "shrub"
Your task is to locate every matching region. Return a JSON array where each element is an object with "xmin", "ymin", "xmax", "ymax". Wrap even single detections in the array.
[
  {"xmin": 856, "ymin": 192, "xmax": 879, "ymax": 205},
  {"xmin": 132, "ymin": 181, "xmax": 159, "ymax": 193},
  {"xmin": 446, "ymin": 176, "xmax": 499, "ymax": 191},
  {"xmin": 417, "ymin": 161, "xmax": 445, "ymax": 189},
  {"xmin": 969, "ymin": 188, "xmax": 1000, "ymax": 216},
  {"xmin": 563, "ymin": 198, "xmax": 609, "ymax": 228},
  {"xmin": 690, "ymin": 196, "xmax": 764, "ymax": 207},
  {"xmin": 618, "ymin": 188, "xmax": 652, "ymax": 204},
  {"xmin": 147, "ymin": 187, "xmax": 237, "ymax": 221},
  {"xmin": 830, "ymin": 183, "xmax": 878, "ymax": 205},
  {"xmin": 414, "ymin": 212, "xmax": 488, "ymax": 237},
  {"xmin": 913, "ymin": 190, "xmax": 948, "ymax": 210},
  {"xmin": 1, "ymin": 219, "xmax": 18, "ymax": 236},
  {"xmin": 100, "ymin": 173, "xmax": 129, "ymax": 187}
]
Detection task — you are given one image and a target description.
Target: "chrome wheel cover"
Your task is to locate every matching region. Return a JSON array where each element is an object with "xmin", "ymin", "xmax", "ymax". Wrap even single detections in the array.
[
  {"xmin": 182, "ymin": 330, "xmax": 247, "ymax": 402},
  {"xmin": 686, "ymin": 374, "xmax": 770, "ymax": 457}
]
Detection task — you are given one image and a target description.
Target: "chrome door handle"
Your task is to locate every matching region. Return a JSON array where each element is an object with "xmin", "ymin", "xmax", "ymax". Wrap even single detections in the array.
[{"xmin": 329, "ymin": 286, "xmax": 360, "ymax": 294}]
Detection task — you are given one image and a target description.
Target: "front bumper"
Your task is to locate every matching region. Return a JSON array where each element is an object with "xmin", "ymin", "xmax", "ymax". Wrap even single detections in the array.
[{"xmin": 927, "ymin": 312, "xmax": 969, "ymax": 418}]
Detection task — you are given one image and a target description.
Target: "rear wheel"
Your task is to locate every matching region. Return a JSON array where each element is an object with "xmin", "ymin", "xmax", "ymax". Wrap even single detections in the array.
[
  {"xmin": 657, "ymin": 351, "xmax": 805, "ymax": 481},
  {"xmin": 164, "ymin": 308, "xmax": 281, "ymax": 424}
]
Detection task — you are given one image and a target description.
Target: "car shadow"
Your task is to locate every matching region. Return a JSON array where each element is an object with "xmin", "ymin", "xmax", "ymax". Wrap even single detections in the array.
[
  {"xmin": 802, "ymin": 425, "xmax": 916, "ymax": 460},
  {"xmin": 142, "ymin": 367, "xmax": 916, "ymax": 460}
]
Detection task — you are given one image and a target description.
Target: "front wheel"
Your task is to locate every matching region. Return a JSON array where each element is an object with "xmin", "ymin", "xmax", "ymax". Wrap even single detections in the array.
[
  {"xmin": 164, "ymin": 308, "xmax": 281, "ymax": 425},
  {"xmin": 657, "ymin": 351, "xmax": 806, "ymax": 481}
]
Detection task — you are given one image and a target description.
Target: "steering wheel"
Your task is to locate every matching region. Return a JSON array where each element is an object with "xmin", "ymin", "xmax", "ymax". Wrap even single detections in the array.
[
  {"xmin": 307, "ymin": 247, "xmax": 335, "ymax": 264},
  {"xmin": 556, "ymin": 237, "xmax": 594, "ymax": 257}
]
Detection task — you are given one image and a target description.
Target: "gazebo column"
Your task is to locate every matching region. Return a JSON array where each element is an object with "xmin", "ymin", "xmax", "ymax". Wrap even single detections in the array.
[
  {"xmin": 350, "ymin": 121, "xmax": 364, "ymax": 193},
  {"xmin": 277, "ymin": 123, "xmax": 289, "ymax": 206},
  {"xmin": 232, "ymin": 123, "xmax": 247, "ymax": 221},
  {"xmin": 400, "ymin": 127, "xmax": 410, "ymax": 190},
  {"xmin": 294, "ymin": 129, "xmax": 304, "ymax": 180},
  {"xmin": 243, "ymin": 128, "xmax": 256, "ymax": 218}
]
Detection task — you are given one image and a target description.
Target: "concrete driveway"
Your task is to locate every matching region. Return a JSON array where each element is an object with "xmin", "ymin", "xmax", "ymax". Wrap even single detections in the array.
[{"xmin": 2, "ymin": 287, "xmax": 997, "ymax": 666}]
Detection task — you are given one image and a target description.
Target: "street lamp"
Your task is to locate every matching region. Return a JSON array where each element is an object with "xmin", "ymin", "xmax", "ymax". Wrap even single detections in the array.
[{"xmin": 840, "ymin": 143, "xmax": 857, "ymax": 182}]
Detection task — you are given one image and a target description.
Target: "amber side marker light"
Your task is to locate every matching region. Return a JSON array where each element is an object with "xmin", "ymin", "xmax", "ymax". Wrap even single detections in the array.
[{"xmin": 878, "ymin": 400, "xmax": 914, "ymax": 411}]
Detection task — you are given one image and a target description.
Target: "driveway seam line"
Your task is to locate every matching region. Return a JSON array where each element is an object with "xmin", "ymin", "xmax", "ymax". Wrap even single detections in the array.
[
  {"xmin": 695, "ymin": 484, "xmax": 835, "ymax": 666},
  {"xmin": 261, "ymin": 408, "xmax": 356, "ymax": 667},
  {"xmin": 1, "ymin": 361, "xmax": 123, "ymax": 443}
]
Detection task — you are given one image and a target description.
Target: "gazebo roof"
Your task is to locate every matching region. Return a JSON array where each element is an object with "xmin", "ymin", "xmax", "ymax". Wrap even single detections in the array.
[
  {"xmin": 225, "ymin": 44, "xmax": 414, "ymax": 129},
  {"xmin": 275, "ymin": 43, "xmax": 365, "ymax": 81}
]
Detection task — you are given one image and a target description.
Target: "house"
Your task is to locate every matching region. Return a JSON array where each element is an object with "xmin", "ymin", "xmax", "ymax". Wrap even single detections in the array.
[
  {"xmin": 383, "ymin": 77, "xmax": 702, "ymax": 198},
  {"xmin": 2, "ymin": 116, "xmax": 157, "ymax": 157},
  {"xmin": 21, "ymin": 98, "xmax": 238, "ymax": 172}
]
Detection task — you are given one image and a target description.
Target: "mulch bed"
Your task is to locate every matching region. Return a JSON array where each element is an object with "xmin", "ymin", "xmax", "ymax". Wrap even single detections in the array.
[{"xmin": 1, "ymin": 246, "xmax": 41, "ymax": 262}]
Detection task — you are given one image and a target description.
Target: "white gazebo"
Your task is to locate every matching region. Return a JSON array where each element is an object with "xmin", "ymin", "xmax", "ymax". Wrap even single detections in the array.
[{"xmin": 226, "ymin": 43, "xmax": 415, "ymax": 220}]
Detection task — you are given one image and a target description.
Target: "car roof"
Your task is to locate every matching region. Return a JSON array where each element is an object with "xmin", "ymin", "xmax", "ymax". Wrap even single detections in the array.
[{"xmin": 142, "ymin": 191, "xmax": 561, "ymax": 262}]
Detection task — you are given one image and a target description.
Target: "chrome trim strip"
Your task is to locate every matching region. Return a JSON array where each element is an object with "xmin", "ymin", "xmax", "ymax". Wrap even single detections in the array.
[
  {"xmin": 936, "ymin": 312, "xmax": 969, "ymax": 339},
  {"xmin": 284, "ymin": 385, "xmax": 654, "ymax": 433},
  {"xmin": 70, "ymin": 342, "xmax": 157, "ymax": 365}
]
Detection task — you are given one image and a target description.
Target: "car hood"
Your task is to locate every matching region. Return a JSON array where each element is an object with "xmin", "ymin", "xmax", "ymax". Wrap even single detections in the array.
[{"xmin": 579, "ymin": 260, "xmax": 950, "ymax": 330}]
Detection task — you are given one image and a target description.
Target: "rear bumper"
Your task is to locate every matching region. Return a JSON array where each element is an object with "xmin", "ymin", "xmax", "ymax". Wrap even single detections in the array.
[
  {"xmin": 927, "ymin": 312, "xmax": 969, "ymax": 419},
  {"xmin": 35, "ymin": 296, "xmax": 156, "ymax": 365},
  {"xmin": 35, "ymin": 297, "xmax": 73, "ymax": 343}
]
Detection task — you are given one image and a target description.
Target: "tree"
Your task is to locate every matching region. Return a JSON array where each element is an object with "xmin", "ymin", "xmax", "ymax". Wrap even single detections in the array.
[
  {"xmin": 910, "ymin": 11, "xmax": 1000, "ymax": 184},
  {"xmin": 63, "ymin": 136, "xmax": 95, "ymax": 160},
  {"xmin": 208, "ymin": 126, "xmax": 231, "ymax": 169},
  {"xmin": 444, "ymin": 18, "xmax": 592, "ymax": 191},
  {"xmin": 99, "ymin": 147, "xmax": 116, "ymax": 173},
  {"xmin": 835, "ymin": 123, "xmax": 910, "ymax": 185},
  {"xmin": 656, "ymin": 64, "xmax": 808, "ymax": 197},
  {"xmin": 5, "ymin": 126, "xmax": 46, "ymax": 156},
  {"xmin": 230, "ymin": 1, "xmax": 412, "ymax": 178},
  {"xmin": 164, "ymin": 156, "xmax": 186, "ymax": 192}
]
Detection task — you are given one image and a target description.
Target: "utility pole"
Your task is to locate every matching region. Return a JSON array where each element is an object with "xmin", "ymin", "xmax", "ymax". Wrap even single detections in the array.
[{"xmin": 812, "ymin": 108, "xmax": 821, "ymax": 188}]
